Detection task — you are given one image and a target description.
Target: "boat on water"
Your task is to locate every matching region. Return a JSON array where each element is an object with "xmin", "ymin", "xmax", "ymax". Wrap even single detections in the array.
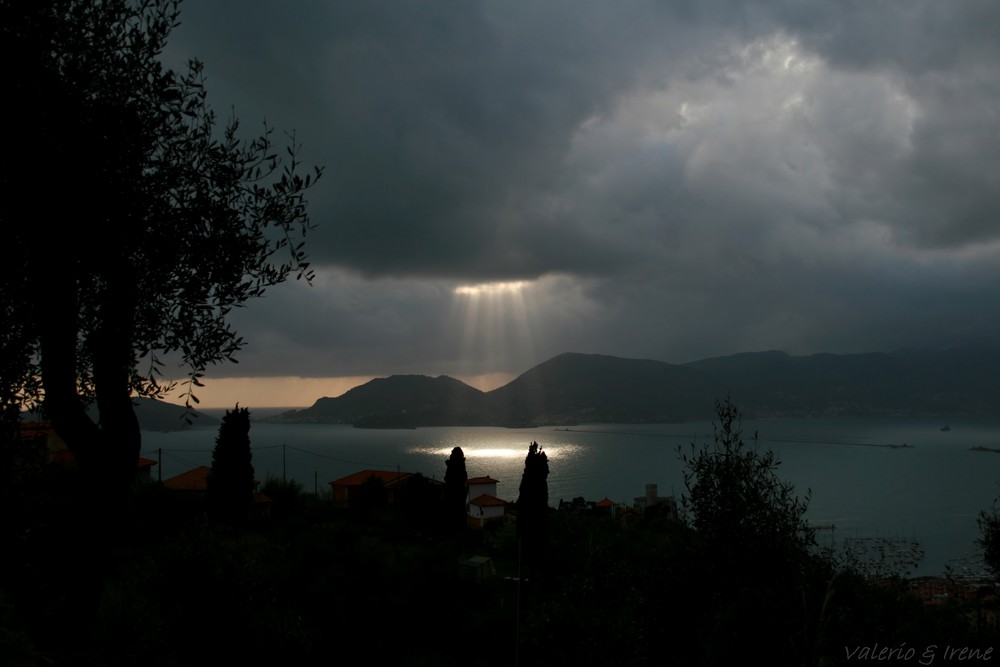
[
  {"xmin": 971, "ymin": 446, "xmax": 1000, "ymax": 453},
  {"xmin": 941, "ymin": 424, "xmax": 952, "ymax": 432}
]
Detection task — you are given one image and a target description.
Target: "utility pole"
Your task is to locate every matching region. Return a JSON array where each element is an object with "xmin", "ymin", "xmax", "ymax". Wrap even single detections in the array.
[{"xmin": 516, "ymin": 537, "xmax": 522, "ymax": 667}]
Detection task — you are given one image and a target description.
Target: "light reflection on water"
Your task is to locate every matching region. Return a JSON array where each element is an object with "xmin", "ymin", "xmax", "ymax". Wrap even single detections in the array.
[
  {"xmin": 409, "ymin": 437, "xmax": 588, "ymax": 503},
  {"xmin": 413, "ymin": 445, "xmax": 580, "ymax": 459},
  {"xmin": 141, "ymin": 418, "xmax": 1000, "ymax": 577}
]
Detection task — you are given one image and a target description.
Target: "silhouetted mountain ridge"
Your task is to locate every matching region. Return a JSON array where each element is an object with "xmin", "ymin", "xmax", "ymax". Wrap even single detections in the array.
[
  {"xmin": 24, "ymin": 397, "xmax": 218, "ymax": 431},
  {"xmin": 268, "ymin": 374, "xmax": 493, "ymax": 427},
  {"xmin": 265, "ymin": 346, "xmax": 1000, "ymax": 426},
  {"xmin": 131, "ymin": 397, "xmax": 219, "ymax": 431},
  {"xmin": 488, "ymin": 353, "xmax": 718, "ymax": 424}
]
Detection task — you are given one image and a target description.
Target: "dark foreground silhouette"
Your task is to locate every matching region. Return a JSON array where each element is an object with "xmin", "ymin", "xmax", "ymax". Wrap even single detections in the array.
[{"xmin": 3, "ymin": 407, "xmax": 998, "ymax": 666}]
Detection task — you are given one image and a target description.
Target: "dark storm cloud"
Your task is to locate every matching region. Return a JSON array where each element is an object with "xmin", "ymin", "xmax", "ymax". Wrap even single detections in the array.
[
  {"xmin": 775, "ymin": 0, "xmax": 1000, "ymax": 75},
  {"xmin": 162, "ymin": 1, "xmax": 1000, "ymax": 380},
  {"xmin": 168, "ymin": 1, "xmax": 706, "ymax": 278},
  {"xmin": 768, "ymin": 0, "xmax": 1000, "ymax": 248}
]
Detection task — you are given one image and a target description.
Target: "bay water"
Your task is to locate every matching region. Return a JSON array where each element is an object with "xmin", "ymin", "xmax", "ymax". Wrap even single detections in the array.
[{"xmin": 141, "ymin": 416, "xmax": 1000, "ymax": 578}]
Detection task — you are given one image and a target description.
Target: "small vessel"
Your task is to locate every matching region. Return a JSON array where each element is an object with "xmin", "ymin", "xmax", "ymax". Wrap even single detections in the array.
[
  {"xmin": 971, "ymin": 446, "xmax": 1000, "ymax": 453},
  {"xmin": 940, "ymin": 424, "xmax": 952, "ymax": 432}
]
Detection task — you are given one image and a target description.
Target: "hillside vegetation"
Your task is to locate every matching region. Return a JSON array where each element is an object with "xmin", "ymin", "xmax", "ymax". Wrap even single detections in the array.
[{"xmin": 268, "ymin": 347, "xmax": 1000, "ymax": 426}]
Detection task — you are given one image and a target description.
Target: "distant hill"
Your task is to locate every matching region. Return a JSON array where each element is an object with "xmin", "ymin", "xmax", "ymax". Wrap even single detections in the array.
[
  {"xmin": 132, "ymin": 397, "xmax": 218, "ymax": 431},
  {"xmin": 265, "ymin": 346, "xmax": 1000, "ymax": 426},
  {"xmin": 24, "ymin": 397, "xmax": 217, "ymax": 432},
  {"xmin": 265, "ymin": 375, "xmax": 492, "ymax": 427},
  {"xmin": 685, "ymin": 347, "xmax": 1000, "ymax": 418},
  {"xmin": 487, "ymin": 353, "xmax": 718, "ymax": 424}
]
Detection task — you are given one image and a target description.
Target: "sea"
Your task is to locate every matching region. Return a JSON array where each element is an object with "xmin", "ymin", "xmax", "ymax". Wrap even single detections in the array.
[{"xmin": 140, "ymin": 414, "xmax": 1000, "ymax": 578}]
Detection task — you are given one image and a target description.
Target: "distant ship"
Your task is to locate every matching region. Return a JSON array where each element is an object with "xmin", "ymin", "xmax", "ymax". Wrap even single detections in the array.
[
  {"xmin": 941, "ymin": 424, "xmax": 952, "ymax": 432},
  {"xmin": 971, "ymin": 446, "xmax": 1000, "ymax": 453}
]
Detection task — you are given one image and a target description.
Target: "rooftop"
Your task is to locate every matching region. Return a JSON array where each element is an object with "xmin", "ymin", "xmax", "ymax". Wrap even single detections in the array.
[
  {"xmin": 468, "ymin": 476, "xmax": 499, "ymax": 485},
  {"xmin": 329, "ymin": 469, "xmax": 413, "ymax": 487},
  {"xmin": 470, "ymin": 493, "xmax": 507, "ymax": 507},
  {"xmin": 163, "ymin": 465, "xmax": 211, "ymax": 491}
]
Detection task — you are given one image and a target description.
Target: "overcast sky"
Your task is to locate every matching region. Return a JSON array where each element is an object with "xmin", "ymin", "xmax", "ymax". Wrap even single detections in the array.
[{"xmin": 160, "ymin": 0, "xmax": 1000, "ymax": 405}]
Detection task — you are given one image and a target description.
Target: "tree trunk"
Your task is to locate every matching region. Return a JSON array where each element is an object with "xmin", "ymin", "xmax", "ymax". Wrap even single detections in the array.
[{"xmin": 34, "ymin": 260, "xmax": 141, "ymax": 660}]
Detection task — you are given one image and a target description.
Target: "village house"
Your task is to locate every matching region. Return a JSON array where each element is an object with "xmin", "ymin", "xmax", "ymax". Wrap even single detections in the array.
[
  {"xmin": 595, "ymin": 497, "xmax": 617, "ymax": 513},
  {"xmin": 328, "ymin": 469, "xmax": 413, "ymax": 505},
  {"xmin": 162, "ymin": 465, "xmax": 212, "ymax": 491},
  {"xmin": 466, "ymin": 475, "xmax": 507, "ymax": 528},
  {"xmin": 558, "ymin": 495, "xmax": 621, "ymax": 516},
  {"xmin": 633, "ymin": 483, "xmax": 678, "ymax": 520},
  {"xmin": 162, "ymin": 465, "xmax": 271, "ymax": 517}
]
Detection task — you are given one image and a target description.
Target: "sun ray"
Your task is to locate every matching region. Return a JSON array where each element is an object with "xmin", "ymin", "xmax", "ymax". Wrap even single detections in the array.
[
  {"xmin": 454, "ymin": 281, "xmax": 528, "ymax": 296},
  {"xmin": 450, "ymin": 280, "xmax": 538, "ymax": 380}
]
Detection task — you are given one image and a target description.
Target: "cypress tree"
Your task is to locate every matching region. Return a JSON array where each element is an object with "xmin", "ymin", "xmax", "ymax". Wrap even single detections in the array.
[
  {"xmin": 207, "ymin": 405, "xmax": 254, "ymax": 521},
  {"xmin": 444, "ymin": 446, "xmax": 468, "ymax": 532},
  {"xmin": 517, "ymin": 441, "xmax": 549, "ymax": 571}
]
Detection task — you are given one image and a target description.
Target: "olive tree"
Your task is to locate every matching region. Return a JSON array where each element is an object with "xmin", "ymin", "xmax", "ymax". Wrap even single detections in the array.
[
  {"xmin": 978, "ymin": 503, "xmax": 1000, "ymax": 580},
  {"xmin": 679, "ymin": 398, "xmax": 817, "ymax": 663},
  {"xmin": 680, "ymin": 398, "xmax": 814, "ymax": 555},
  {"xmin": 0, "ymin": 0, "xmax": 321, "ymax": 505}
]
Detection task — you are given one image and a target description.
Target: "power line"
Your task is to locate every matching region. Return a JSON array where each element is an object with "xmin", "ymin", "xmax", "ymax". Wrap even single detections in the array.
[
  {"xmin": 284, "ymin": 443, "xmax": 394, "ymax": 468},
  {"xmin": 143, "ymin": 444, "xmax": 397, "ymax": 471},
  {"xmin": 159, "ymin": 450, "xmax": 203, "ymax": 469}
]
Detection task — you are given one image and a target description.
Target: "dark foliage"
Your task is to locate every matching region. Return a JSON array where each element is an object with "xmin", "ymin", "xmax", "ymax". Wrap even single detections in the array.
[
  {"xmin": 1, "ymin": 431, "xmax": 995, "ymax": 666},
  {"xmin": 0, "ymin": 0, "xmax": 320, "ymax": 506},
  {"xmin": 680, "ymin": 398, "xmax": 814, "ymax": 553},
  {"xmin": 393, "ymin": 473, "xmax": 442, "ymax": 532},
  {"xmin": 516, "ymin": 441, "xmax": 549, "ymax": 573},
  {"xmin": 259, "ymin": 476, "xmax": 303, "ymax": 515},
  {"xmin": 207, "ymin": 406, "xmax": 254, "ymax": 522},
  {"xmin": 978, "ymin": 502, "xmax": 1000, "ymax": 581},
  {"xmin": 359, "ymin": 474, "xmax": 387, "ymax": 511},
  {"xmin": 444, "ymin": 446, "xmax": 468, "ymax": 531},
  {"xmin": 0, "ymin": 4, "xmax": 318, "ymax": 649},
  {"xmin": 679, "ymin": 397, "xmax": 817, "ymax": 664}
]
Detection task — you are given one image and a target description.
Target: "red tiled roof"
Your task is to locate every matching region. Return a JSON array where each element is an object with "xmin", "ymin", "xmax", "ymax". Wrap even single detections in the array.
[
  {"xmin": 163, "ymin": 465, "xmax": 211, "ymax": 491},
  {"xmin": 329, "ymin": 469, "xmax": 412, "ymax": 487},
  {"xmin": 596, "ymin": 497, "xmax": 616, "ymax": 507},
  {"xmin": 16, "ymin": 422, "xmax": 55, "ymax": 439},
  {"xmin": 52, "ymin": 449, "xmax": 75, "ymax": 465},
  {"xmin": 468, "ymin": 476, "xmax": 499, "ymax": 484},
  {"xmin": 50, "ymin": 447, "xmax": 157, "ymax": 472},
  {"xmin": 470, "ymin": 493, "xmax": 507, "ymax": 507}
]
